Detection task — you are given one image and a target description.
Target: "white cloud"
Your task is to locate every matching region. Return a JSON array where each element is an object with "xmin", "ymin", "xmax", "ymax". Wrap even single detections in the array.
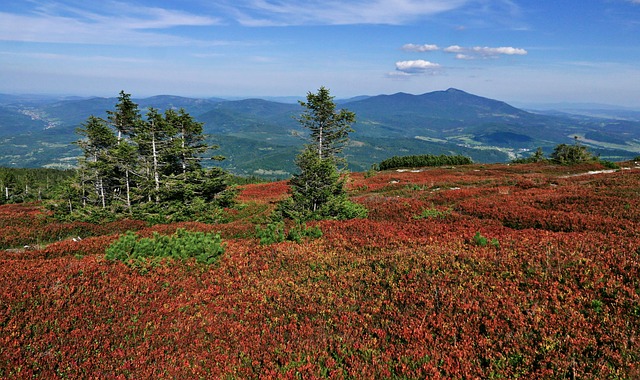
[
  {"xmin": 443, "ymin": 45, "xmax": 464, "ymax": 53},
  {"xmin": 475, "ymin": 46, "xmax": 527, "ymax": 55},
  {"xmin": 395, "ymin": 60, "xmax": 441, "ymax": 74},
  {"xmin": 230, "ymin": 0, "xmax": 469, "ymax": 26},
  {"xmin": 402, "ymin": 43, "xmax": 440, "ymax": 52},
  {"xmin": 443, "ymin": 45, "xmax": 527, "ymax": 59}
]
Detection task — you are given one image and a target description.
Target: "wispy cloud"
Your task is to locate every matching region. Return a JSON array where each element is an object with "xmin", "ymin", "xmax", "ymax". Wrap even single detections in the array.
[
  {"xmin": 0, "ymin": 50, "xmax": 152, "ymax": 64},
  {"xmin": 0, "ymin": 1, "xmax": 220, "ymax": 46},
  {"xmin": 226, "ymin": 0, "xmax": 469, "ymax": 26},
  {"xmin": 395, "ymin": 59, "xmax": 441, "ymax": 75},
  {"xmin": 443, "ymin": 45, "xmax": 527, "ymax": 59}
]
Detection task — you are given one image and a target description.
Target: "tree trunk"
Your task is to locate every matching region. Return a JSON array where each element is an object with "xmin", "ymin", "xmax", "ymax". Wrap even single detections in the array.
[
  {"xmin": 318, "ymin": 123, "xmax": 324, "ymax": 159},
  {"xmin": 151, "ymin": 129, "xmax": 160, "ymax": 203},
  {"xmin": 181, "ymin": 123, "xmax": 187, "ymax": 175},
  {"xmin": 99, "ymin": 176, "xmax": 106, "ymax": 209},
  {"xmin": 125, "ymin": 168, "xmax": 131, "ymax": 213}
]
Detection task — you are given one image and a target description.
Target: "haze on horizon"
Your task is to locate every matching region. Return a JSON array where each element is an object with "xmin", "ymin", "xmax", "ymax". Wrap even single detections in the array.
[{"xmin": 1, "ymin": 1, "xmax": 639, "ymax": 108}]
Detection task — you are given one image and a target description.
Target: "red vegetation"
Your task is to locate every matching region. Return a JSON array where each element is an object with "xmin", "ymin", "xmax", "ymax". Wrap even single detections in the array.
[
  {"xmin": 1, "ymin": 162, "xmax": 639, "ymax": 378},
  {"xmin": 237, "ymin": 180, "xmax": 290, "ymax": 203}
]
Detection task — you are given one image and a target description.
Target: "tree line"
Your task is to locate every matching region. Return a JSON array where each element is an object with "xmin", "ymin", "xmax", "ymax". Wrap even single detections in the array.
[{"xmin": 0, "ymin": 167, "xmax": 73, "ymax": 204}]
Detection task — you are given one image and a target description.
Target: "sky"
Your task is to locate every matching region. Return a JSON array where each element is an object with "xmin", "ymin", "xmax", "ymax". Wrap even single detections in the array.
[{"xmin": 1, "ymin": 0, "xmax": 640, "ymax": 107}]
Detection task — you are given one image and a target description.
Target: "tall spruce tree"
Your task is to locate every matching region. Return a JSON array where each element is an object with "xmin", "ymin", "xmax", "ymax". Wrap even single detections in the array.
[
  {"xmin": 279, "ymin": 87, "xmax": 366, "ymax": 221},
  {"xmin": 75, "ymin": 115, "xmax": 117, "ymax": 209},
  {"xmin": 136, "ymin": 107, "xmax": 174, "ymax": 203},
  {"xmin": 107, "ymin": 90, "xmax": 141, "ymax": 142},
  {"xmin": 107, "ymin": 92, "xmax": 143, "ymax": 211},
  {"xmin": 297, "ymin": 86, "xmax": 355, "ymax": 163}
]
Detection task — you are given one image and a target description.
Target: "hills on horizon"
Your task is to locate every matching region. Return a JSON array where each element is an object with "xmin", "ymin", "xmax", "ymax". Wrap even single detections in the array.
[{"xmin": 0, "ymin": 88, "xmax": 639, "ymax": 177}]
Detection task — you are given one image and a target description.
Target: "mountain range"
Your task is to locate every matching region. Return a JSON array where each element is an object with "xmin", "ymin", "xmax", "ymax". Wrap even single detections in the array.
[{"xmin": 1, "ymin": 88, "xmax": 638, "ymax": 177}]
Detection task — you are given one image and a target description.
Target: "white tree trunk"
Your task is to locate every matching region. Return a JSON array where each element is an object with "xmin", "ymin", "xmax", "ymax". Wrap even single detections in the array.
[
  {"xmin": 125, "ymin": 169, "xmax": 131, "ymax": 213},
  {"xmin": 151, "ymin": 129, "xmax": 160, "ymax": 202},
  {"xmin": 318, "ymin": 123, "xmax": 323, "ymax": 159}
]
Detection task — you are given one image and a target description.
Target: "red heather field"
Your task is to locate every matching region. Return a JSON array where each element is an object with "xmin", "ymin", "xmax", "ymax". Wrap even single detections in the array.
[{"xmin": 1, "ymin": 162, "xmax": 639, "ymax": 378}]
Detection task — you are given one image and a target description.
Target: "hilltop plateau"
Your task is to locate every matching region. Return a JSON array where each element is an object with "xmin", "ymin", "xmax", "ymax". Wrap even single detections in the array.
[{"xmin": 1, "ymin": 161, "xmax": 639, "ymax": 378}]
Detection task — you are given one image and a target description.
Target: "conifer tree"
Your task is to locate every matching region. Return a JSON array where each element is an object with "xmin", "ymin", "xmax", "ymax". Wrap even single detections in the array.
[
  {"xmin": 106, "ymin": 91, "xmax": 143, "ymax": 210},
  {"xmin": 107, "ymin": 90, "xmax": 141, "ymax": 142},
  {"xmin": 297, "ymin": 86, "xmax": 355, "ymax": 162},
  {"xmin": 279, "ymin": 87, "xmax": 366, "ymax": 221},
  {"xmin": 75, "ymin": 115, "xmax": 117, "ymax": 208}
]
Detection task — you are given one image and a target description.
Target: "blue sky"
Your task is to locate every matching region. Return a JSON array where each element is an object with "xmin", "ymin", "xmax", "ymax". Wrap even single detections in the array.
[{"xmin": 1, "ymin": 0, "xmax": 639, "ymax": 107}]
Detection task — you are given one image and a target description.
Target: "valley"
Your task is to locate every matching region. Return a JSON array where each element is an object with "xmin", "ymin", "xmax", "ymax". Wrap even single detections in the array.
[{"xmin": 1, "ymin": 89, "xmax": 638, "ymax": 177}]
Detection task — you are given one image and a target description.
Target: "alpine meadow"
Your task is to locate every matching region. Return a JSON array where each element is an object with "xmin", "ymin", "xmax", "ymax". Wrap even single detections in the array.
[
  {"xmin": 2, "ymin": 0, "xmax": 640, "ymax": 378},
  {"xmin": 1, "ymin": 86, "xmax": 639, "ymax": 378}
]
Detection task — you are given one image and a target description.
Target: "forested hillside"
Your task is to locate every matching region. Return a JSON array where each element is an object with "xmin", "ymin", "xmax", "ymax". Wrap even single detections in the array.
[{"xmin": 1, "ymin": 89, "xmax": 638, "ymax": 175}]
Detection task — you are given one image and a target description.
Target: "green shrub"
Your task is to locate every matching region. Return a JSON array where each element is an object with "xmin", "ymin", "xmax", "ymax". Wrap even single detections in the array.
[
  {"xmin": 599, "ymin": 160, "xmax": 620, "ymax": 169},
  {"xmin": 414, "ymin": 207, "xmax": 451, "ymax": 219},
  {"xmin": 550, "ymin": 143, "xmax": 595, "ymax": 165},
  {"xmin": 320, "ymin": 197, "xmax": 368, "ymax": 220},
  {"xmin": 473, "ymin": 231, "xmax": 488, "ymax": 247},
  {"xmin": 105, "ymin": 229, "xmax": 225, "ymax": 267},
  {"xmin": 256, "ymin": 220, "xmax": 323, "ymax": 245},
  {"xmin": 472, "ymin": 232, "xmax": 500, "ymax": 248},
  {"xmin": 287, "ymin": 222, "xmax": 323, "ymax": 243},
  {"xmin": 378, "ymin": 154, "xmax": 472, "ymax": 170},
  {"xmin": 256, "ymin": 222, "xmax": 286, "ymax": 245}
]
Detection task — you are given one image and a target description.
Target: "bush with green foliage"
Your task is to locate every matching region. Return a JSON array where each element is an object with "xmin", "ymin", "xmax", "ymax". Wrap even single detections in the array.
[
  {"xmin": 550, "ymin": 143, "xmax": 595, "ymax": 165},
  {"xmin": 599, "ymin": 160, "xmax": 620, "ymax": 169},
  {"xmin": 286, "ymin": 221, "xmax": 323, "ymax": 243},
  {"xmin": 413, "ymin": 207, "xmax": 451, "ymax": 220},
  {"xmin": 514, "ymin": 145, "xmax": 621, "ymax": 168},
  {"xmin": 378, "ymin": 154, "xmax": 472, "ymax": 170},
  {"xmin": 472, "ymin": 231, "xmax": 500, "ymax": 248},
  {"xmin": 256, "ymin": 221, "xmax": 286, "ymax": 245},
  {"xmin": 256, "ymin": 219, "xmax": 323, "ymax": 245},
  {"xmin": 105, "ymin": 228, "xmax": 225, "ymax": 267}
]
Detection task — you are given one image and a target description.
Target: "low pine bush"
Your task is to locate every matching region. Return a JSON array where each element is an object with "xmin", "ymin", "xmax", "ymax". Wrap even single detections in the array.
[
  {"xmin": 472, "ymin": 231, "xmax": 500, "ymax": 248},
  {"xmin": 287, "ymin": 222, "xmax": 323, "ymax": 243},
  {"xmin": 379, "ymin": 154, "xmax": 472, "ymax": 170},
  {"xmin": 413, "ymin": 207, "xmax": 451, "ymax": 219},
  {"xmin": 473, "ymin": 231, "xmax": 488, "ymax": 246},
  {"xmin": 256, "ymin": 220, "xmax": 323, "ymax": 245},
  {"xmin": 256, "ymin": 222, "xmax": 286, "ymax": 245},
  {"xmin": 105, "ymin": 228, "xmax": 225, "ymax": 267}
]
